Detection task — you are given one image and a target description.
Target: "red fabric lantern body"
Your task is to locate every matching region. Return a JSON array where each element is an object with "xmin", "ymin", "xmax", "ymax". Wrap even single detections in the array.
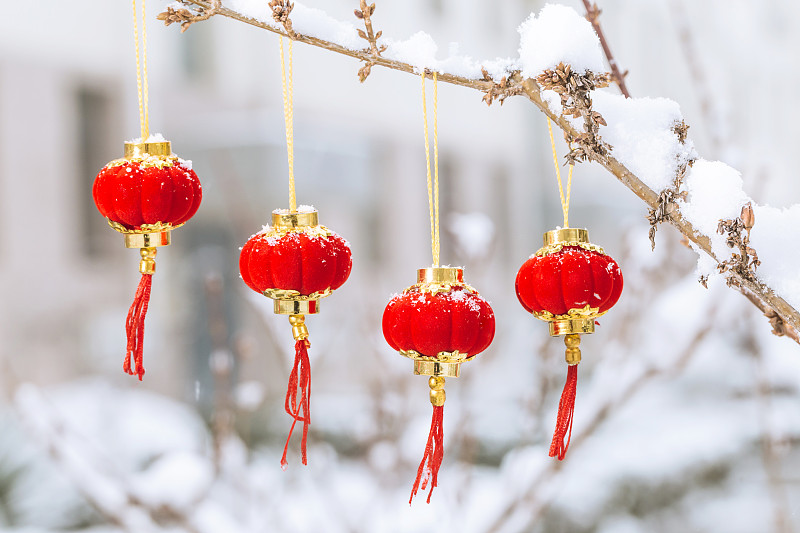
[
  {"xmin": 239, "ymin": 212, "xmax": 351, "ymax": 311},
  {"xmin": 515, "ymin": 228, "xmax": 622, "ymax": 459},
  {"xmin": 92, "ymin": 140, "xmax": 202, "ymax": 380},
  {"xmin": 383, "ymin": 267, "xmax": 495, "ymax": 503},
  {"xmin": 239, "ymin": 209, "xmax": 352, "ymax": 467}
]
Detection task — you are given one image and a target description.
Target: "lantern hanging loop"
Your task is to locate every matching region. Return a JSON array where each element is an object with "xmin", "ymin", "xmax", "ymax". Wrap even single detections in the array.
[
  {"xmin": 279, "ymin": 36, "xmax": 297, "ymax": 212},
  {"xmin": 421, "ymin": 71, "xmax": 440, "ymax": 266},
  {"xmin": 132, "ymin": 0, "xmax": 150, "ymax": 139},
  {"xmin": 546, "ymin": 116, "xmax": 574, "ymax": 228}
]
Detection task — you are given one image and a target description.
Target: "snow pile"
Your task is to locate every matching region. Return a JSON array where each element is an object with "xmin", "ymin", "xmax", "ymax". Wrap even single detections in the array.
[
  {"xmin": 679, "ymin": 160, "xmax": 749, "ymax": 261},
  {"xmin": 594, "ymin": 92, "xmax": 696, "ymax": 192},
  {"xmin": 750, "ymin": 204, "xmax": 800, "ymax": 309},
  {"xmin": 587, "ymin": 87, "xmax": 798, "ymax": 308},
  {"xmin": 226, "ymin": 0, "xmax": 275, "ymax": 26},
  {"xmin": 382, "ymin": 33, "xmax": 515, "ymax": 80},
  {"xmin": 518, "ymin": 4, "xmax": 604, "ymax": 77},
  {"xmin": 291, "ymin": 3, "xmax": 363, "ymax": 50},
  {"xmin": 383, "ymin": 31, "xmax": 437, "ymax": 72},
  {"xmin": 675, "ymin": 160, "xmax": 800, "ymax": 309}
]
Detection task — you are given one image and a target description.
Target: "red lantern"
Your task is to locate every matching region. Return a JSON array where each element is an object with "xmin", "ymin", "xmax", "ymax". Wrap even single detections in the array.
[
  {"xmin": 93, "ymin": 139, "xmax": 202, "ymax": 380},
  {"xmin": 383, "ymin": 267, "xmax": 495, "ymax": 503},
  {"xmin": 240, "ymin": 208, "xmax": 352, "ymax": 467},
  {"xmin": 515, "ymin": 228, "xmax": 622, "ymax": 459}
]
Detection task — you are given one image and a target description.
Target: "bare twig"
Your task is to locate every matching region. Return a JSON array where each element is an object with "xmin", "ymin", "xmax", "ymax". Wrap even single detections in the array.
[
  {"xmin": 648, "ymin": 148, "xmax": 691, "ymax": 249},
  {"xmin": 480, "ymin": 67, "xmax": 522, "ymax": 106},
  {"xmin": 157, "ymin": 0, "xmax": 220, "ymax": 32},
  {"xmin": 582, "ymin": 0, "xmax": 630, "ymax": 97},
  {"xmin": 172, "ymin": 0, "xmax": 800, "ymax": 344},
  {"xmin": 717, "ymin": 203, "xmax": 761, "ymax": 287},
  {"xmin": 669, "ymin": 0, "xmax": 723, "ymax": 154},
  {"xmin": 354, "ymin": 1, "xmax": 386, "ymax": 82},
  {"xmin": 536, "ymin": 62, "xmax": 611, "ymax": 163},
  {"xmin": 268, "ymin": 0, "xmax": 295, "ymax": 37},
  {"xmin": 740, "ymin": 287, "xmax": 800, "ymax": 344}
]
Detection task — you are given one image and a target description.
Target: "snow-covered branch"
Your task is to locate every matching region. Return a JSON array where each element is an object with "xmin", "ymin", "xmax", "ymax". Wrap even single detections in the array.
[{"xmin": 167, "ymin": 0, "xmax": 800, "ymax": 343}]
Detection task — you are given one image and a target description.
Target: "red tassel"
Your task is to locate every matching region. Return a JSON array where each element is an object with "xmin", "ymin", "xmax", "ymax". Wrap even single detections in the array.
[
  {"xmin": 124, "ymin": 273, "xmax": 152, "ymax": 381},
  {"xmin": 281, "ymin": 338, "xmax": 312, "ymax": 468},
  {"xmin": 549, "ymin": 364, "xmax": 578, "ymax": 460},
  {"xmin": 409, "ymin": 404, "xmax": 444, "ymax": 504}
]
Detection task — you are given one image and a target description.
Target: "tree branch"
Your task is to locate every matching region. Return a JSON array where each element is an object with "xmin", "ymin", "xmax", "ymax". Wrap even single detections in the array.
[
  {"xmin": 581, "ymin": 0, "xmax": 630, "ymax": 97},
  {"xmin": 169, "ymin": 0, "xmax": 800, "ymax": 344}
]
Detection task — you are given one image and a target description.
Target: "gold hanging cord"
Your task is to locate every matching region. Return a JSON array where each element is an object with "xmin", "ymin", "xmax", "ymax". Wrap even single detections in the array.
[
  {"xmin": 132, "ymin": 0, "xmax": 150, "ymax": 140},
  {"xmin": 279, "ymin": 37, "xmax": 297, "ymax": 212},
  {"xmin": 547, "ymin": 117, "xmax": 574, "ymax": 228},
  {"xmin": 421, "ymin": 71, "xmax": 440, "ymax": 266}
]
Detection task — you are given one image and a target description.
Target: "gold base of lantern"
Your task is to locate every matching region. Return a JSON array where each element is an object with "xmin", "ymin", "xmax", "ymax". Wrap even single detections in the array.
[
  {"xmin": 274, "ymin": 299, "xmax": 320, "ymax": 315},
  {"xmin": 107, "ymin": 220, "xmax": 181, "ymax": 249},
  {"xmin": 401, "ymin": 349, "xmax": 472, "ymax": 378},
  {"xmin": 265, "ymin": 287, "xmax": 332, "ymax": 315},
  {"xmin": 549, "ymin": 317, "xmax": 595, "ymax": 336},
  {"xmin": 414, "ymin": 360, "xmax": 461, "ymax": 378},
  {"xmin": 124, "ymin": 230, "xmax": 171, "ymax": 249}
]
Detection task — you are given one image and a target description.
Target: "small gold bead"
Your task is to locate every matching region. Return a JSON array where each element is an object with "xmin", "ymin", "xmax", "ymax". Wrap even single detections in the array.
[
  {"xmin": 564, "ymin": 334, "xmax": 581, "ymax": 348},
  {"xmin": 139, "ymin": 260, "xmax": 156, "ymax": 275},
  {"xmin": 565, "ymin": 347, "xmax": 582, "ymax": 365},
  {"xmin": 138, "ymin": 247, "xmax": 157, "ymax": 275},
  {"xmin": 429, "ymin": 388, "xmax": 446, "ymax": 406},
  {"xmin": 288, "ymin": 314, "xmax": 309, "ymax": 340},
  {"xmin": 428, "ymin": 376, "xmax": 445, "ymax": 390},
  {"xmin": 140, "ymin": 247, "xmax": 157, "ymax": 260}
]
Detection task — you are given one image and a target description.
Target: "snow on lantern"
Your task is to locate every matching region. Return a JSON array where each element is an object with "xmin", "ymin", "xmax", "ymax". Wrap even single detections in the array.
[
  {"xmin": 92, "ymin": 139, "xmax": 202, "ymax": 380},
  {"xmin": 515, "ymin": 227, "xmax": 622, "ymax": 460}
]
